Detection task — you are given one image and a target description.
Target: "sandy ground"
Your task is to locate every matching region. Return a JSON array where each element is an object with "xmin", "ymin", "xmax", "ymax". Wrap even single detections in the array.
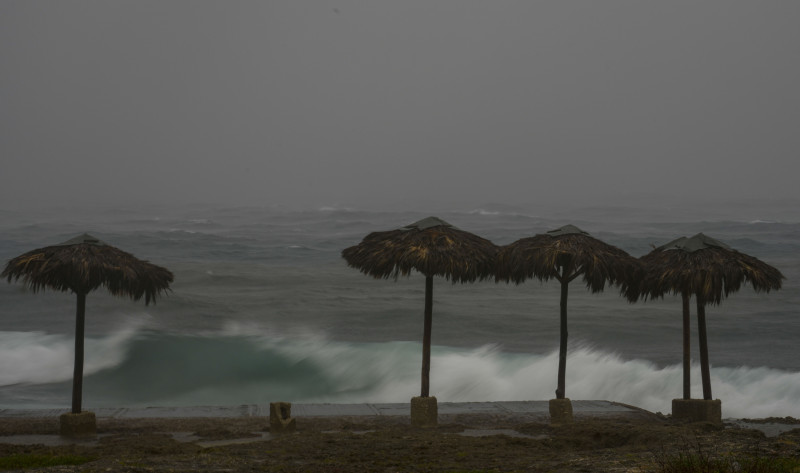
[{"xmin": 1, "ymin": 412, "xmax": 799, "ymax": 472}]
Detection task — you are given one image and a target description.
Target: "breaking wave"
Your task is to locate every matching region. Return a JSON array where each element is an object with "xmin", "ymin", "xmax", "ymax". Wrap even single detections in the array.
[{"xmin": 1, "ymin": 328, "xmax": 798, "ymax": 419}]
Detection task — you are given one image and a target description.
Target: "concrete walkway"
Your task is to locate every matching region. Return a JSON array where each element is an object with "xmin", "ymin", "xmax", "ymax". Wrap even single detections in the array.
[
  {"xmin": 3, "ymin": 402, "xmax": 795, "ymax": 446},
  {"xmin": 0, "ymin": 401, "xmax": 657, "ymax": 447},
  {"xmin": 0, "ymin": 400, "xmax": 646, "ymax": 419}
]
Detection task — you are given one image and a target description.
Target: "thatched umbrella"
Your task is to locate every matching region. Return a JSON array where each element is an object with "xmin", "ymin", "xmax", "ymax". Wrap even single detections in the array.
[
  {"xmin": 341, "ymin": 217, "xmax": 497, "ymax": 398},
  {"xmin": 2, "ymin": 234, "xmax": 173, "ymax": 413},
  {"xmin": 630, "ymin": 233, "xmax": 783, "ymax": 400},
  {"xmin": 495, "ymin": 225, "xmax": 641, "ymax": 400}
]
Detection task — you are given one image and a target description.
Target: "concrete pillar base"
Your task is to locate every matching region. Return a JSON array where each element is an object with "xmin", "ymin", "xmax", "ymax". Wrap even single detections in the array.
[
  {"xmin": 672, "ymin": 399, "xmax": 722, "ymax": 424},
  {"xmin": 411, "ymin": 396, "xmax": 438, "ymax": 427},
  {"xmin": 269, "ymin": 402, "xmax": 296, "ymax": 433},
  {"xmin": 60, "ymin": 411, "xmax": 96, "ymax": 437},
  {"xmin": 549, "ymin": 398, "xmax": 574, "ymax": 424}
]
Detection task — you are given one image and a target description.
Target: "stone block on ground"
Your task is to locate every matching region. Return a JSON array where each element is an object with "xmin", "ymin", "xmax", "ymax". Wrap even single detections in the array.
[
  {"xmin": 549, "ymin": 398, "xmax": 574, "ymax": 424},
  {"xmin": 269, "ymin": 402, "xmax": 296, "ymax": 433},
  {"xmin": 672, "ymin": 399, "xmax": 722, "ymax": 424},
  {"xmin": 60, "ymin": 411, "xmax": 96, "ymax": 437},
  {"xmin": 410, "ymin": 396, "xmax": 438, "ymax": 427}
]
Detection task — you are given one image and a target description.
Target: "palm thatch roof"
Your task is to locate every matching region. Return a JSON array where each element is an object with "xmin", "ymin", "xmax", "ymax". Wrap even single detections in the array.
[
  {"xmin": 632, "ymin": 233, "xmax": 784, "ymax": 305},
  {"xmin": 495, "ymin": 225, "xmax": 641, "ymax": 291},
  {"xmin": 2, "ymin": 233, "xmax": 173, "ymax": 304},
  {"xmin": 341, "ymin": 217, "xmax": 498, "ymax": 282}
]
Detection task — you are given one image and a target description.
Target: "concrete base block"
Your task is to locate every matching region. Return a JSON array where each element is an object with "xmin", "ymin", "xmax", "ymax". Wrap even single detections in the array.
[
  {"xmin": 549, "ymin": 398, "xmax": 574, "ymax": 424},
  {"xmin": 269, "ymin": 402, "xmax": 296, "ymax": 433},
  {"xmin": 672, "ymin": 399, "xmax": 722, "ymax": 424},
  {"xmin": 60, "ymin": 411, "xmax": 96, "ymax": 437},
  {"xmin": 411, "ymin": 396, "xmax": 438, "ymax": 427}
]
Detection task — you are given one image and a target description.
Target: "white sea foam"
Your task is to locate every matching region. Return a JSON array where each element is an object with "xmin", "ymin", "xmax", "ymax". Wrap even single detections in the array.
[
  {"xmin": 469, "ymin": 209, "xmax": 501, "ymax": 216},
  {"xmin": 0, "ymin": 325, "xmax": 142, "ymax": 386},
  {"xmin": 748, "ymin": 220, "xmax": 777, "ymax": 224},
  {"xmin": 2, "ymin": 327, "xmax": 799, "ymax": 419},
  {"xmin": 264, "ymin": 336, "xmax": 800, "ymax": 419},
  {"xmin": 318, "ymin": 206, "xmax": 354, "ymax": 213}
]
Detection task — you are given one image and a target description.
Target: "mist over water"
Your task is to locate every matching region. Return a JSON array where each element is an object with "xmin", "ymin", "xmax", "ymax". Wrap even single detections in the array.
[{"xmin": 1, "ymin": 203, "xmax": 799, "ymax": 418}]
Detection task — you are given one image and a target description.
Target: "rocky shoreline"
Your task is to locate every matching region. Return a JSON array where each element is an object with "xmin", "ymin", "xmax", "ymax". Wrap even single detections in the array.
[{"xmin": 2, "ymin": 412, "xmax": 799, "ymax": 472}]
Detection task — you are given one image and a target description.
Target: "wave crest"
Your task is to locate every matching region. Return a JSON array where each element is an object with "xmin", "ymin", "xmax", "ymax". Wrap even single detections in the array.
[{"xmin": 2, "ymin": 330, "xmax": 798, "ymax": 419}]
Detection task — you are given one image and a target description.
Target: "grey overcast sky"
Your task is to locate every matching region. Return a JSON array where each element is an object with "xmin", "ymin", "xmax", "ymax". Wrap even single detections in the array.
[{"xmin": 2, "ymin": 1, "xmax": 799, "ymax": 211}]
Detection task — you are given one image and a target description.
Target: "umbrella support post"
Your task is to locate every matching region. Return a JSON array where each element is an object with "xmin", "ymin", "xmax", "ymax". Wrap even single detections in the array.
[
  {"xmin": 71, "ymin": 293, "xmax": 87, "ymax": 414},
  {"xmin": 411, "ymin": 396, "xmax": 438, "ymax": 427},
  {"xmin": 60, "ymin": 411, "xmax": 96, "ymax": 437},
  {"xmin": 682, "ymin": 292, "xmax": 691, "ymax": 400},
  {"xmin": 696, "ymin": 299, "xmax": 713, "ymax": 400},
  {"xmin": 549, "ymin": 398, "xmax": 573, "ymax": 424},
  {"xmin": 671, "ymin": 399, "xmax": 721, "ymax": 424}
]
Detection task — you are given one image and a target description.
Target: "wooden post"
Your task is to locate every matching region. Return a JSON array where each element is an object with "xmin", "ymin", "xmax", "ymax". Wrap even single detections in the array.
[
  {"xmin": 421, "ymin": 275, "xmax": 433, "ymax": 398},
  {"xmin": 682, "ymin": 292, "xmax": 691, "ymax": 400},
  {"xmin": 72, "ymin": 293, "xmax": 86, "ymax": 414},
  {"xmin": 696, "ymin": 296, "xmax": 713, "ymax": 400},
  {"xmin": 555, "ymin": 277, "xmax": 569, "ymax": 399}
]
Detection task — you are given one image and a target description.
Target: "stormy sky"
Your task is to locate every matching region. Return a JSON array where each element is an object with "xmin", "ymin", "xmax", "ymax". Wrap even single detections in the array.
[{"xmin": 2, "ymin": 1, "xmax": 799, "ymax": 211}]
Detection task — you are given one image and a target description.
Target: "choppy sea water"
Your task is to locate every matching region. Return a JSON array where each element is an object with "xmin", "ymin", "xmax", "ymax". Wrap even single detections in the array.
[{"xmin": 1, "ymin": 202, "xmax": 798, "ymax": 418}]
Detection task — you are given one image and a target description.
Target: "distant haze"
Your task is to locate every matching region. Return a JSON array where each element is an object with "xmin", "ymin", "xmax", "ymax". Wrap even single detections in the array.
[{"xmin": 2, "ymin": 1, "xmax": 799, "ymax": 212}]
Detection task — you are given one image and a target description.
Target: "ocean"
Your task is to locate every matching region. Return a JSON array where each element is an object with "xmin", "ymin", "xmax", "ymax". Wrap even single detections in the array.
[{"xmin": 1, "ymin": 202, "xmax": 799, "ymax": 419}]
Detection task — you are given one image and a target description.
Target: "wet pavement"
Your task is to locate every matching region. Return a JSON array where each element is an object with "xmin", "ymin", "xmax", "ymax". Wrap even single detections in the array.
[
  {"xmin": 0, "ymin": 400, "xmax": 642, "ymax": 419},
  {"xmin": 3, "ymin": 401, "xmax": 792, "ymax": 446},
  {"xmin": 0, "ymin": 400, "xmax": 648, "ymax": 446}
]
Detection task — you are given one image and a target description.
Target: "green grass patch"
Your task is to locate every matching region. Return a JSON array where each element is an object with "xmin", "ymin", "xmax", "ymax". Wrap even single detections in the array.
[{"xmin": 0, "ymin": 453, "xmax": 95, "ymax": 471}]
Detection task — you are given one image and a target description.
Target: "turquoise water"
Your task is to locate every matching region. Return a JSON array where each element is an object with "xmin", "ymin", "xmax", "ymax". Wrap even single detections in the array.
[{"xmin": 1, "ymin": 202, "xmax": 798, "ymax": 418}]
